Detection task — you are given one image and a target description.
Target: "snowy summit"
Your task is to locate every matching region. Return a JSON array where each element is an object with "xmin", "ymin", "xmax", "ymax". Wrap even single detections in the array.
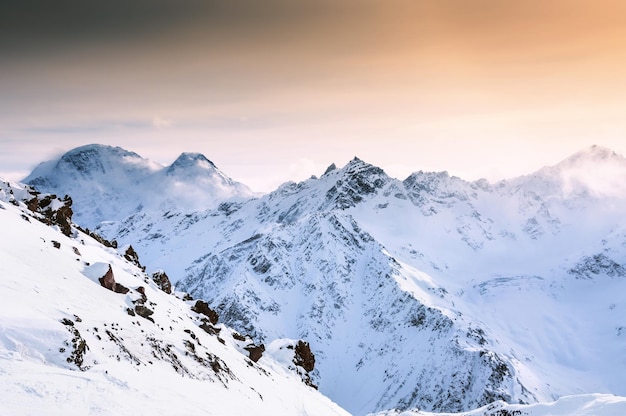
[
  {"xmin": 24, "ymin": 144, "xmax": 254, "ymax": 228},
  {"xmin": 3, "ymin": 144, "xmax": 626, "ymax": 415}
]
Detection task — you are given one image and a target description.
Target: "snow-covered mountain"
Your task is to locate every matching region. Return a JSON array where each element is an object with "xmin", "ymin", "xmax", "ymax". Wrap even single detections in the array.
[
  {"xmin": 0, "ymin": 179, "xmax": 349, "ymax": 415},
  {"xmin": 17, "ymin": 144, "xmax": 626, "ymax": 415},
  {"xmin": 24, "ymin": 144, "xmax": 255, "ymax": 228}
]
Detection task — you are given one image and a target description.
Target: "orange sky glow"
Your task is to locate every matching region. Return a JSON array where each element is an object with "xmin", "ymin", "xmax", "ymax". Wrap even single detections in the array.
[{"xmin": 1, "ymin": 0, "xmax": 626, "ymax": 191}]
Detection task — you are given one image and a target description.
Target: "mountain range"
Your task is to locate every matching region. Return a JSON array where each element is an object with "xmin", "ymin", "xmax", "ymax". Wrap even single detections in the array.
[
  {"xmin": 24, "ymin": 144, "xmax": 255, "ymax": 228},
  {"xmin": 3, "ymin": 143, "xmax": 626, "ymax": 415}
]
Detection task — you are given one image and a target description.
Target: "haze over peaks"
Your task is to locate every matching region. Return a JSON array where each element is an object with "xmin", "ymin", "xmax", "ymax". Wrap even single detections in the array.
[
  {"xmin": 24, "ymin": 144, "xmax": 254, "ymax": 228},
  {"xmin": 507, "ymin": 144, "xmax": 626, "ymax": 199},
  {"xmin": 9, "ymin": 143, "xmax": 626, "ymax": 414}
]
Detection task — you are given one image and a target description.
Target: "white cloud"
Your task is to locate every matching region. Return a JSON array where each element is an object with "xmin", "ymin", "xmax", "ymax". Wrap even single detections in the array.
[{"xmin": 152, "ymin": 116, "xmax": 172, "ymax": 129}]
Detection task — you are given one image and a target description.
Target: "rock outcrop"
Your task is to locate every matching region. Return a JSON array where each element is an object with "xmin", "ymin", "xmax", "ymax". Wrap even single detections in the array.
[
  {"xmin": 123, "ymin": 245, "xmax": 145, "ymax": 271},
  {"xmin": 98, "ymin": 264, "xmax": 129, "ymax": 294},
  {"xmin": 152, "ymin": 270, "xmax": 172, "ymax": 294},
  {"xmin": 192, "ymin": 300, "xmax": 219, "ymax": 325},
  {"xmin": 244, "ymin": 344, "xmax": 265, "ymax": 363}
]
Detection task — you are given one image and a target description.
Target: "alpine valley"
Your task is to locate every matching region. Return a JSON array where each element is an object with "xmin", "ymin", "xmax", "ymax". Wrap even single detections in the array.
[{"xmin": 3, "ymin": 143, "xmax": 626, "ymax": 416}]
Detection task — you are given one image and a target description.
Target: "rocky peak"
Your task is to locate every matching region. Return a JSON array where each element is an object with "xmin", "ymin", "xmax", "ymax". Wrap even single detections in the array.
[
  {"xmin": 59, "ymin": 144, "xmax": 146, "ymax": 177},
  {"xmin": 402, "ymin": 170, "xmax": 476, "ymax": 209},
  {"xmin": 325, "ymin": 157, "xmax": 389, "ymax": 209},
  {"xmin": 166, "ymin": 152, "xmax": 218, "ymax": 176},
  {"xmin": 322, "ymin": 163, "xmax": 337, "ymax": 176}
]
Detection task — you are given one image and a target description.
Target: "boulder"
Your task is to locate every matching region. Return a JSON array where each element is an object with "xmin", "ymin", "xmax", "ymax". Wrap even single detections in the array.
[
  {"xmin": 98, "ymin": 265, "xmax": 116, "ymax": 290},
  {"xmin": 123, "ymin": 245, "xmax": 145, "ymax": 271},
  {"xmin": 244, "ymin": 344, "xmax": 265, "ymax": 363},
  {"xmin": 97, "ymin": 264, "xmax": 129, "ymax": 294},
  {"xmin": 152, "ymin": 270, "xmax": 172, "ymax": 294},
  {"xmin": 294, "ymin": 340, "xmax": 315, "ymax": 373},
  {"xmin": 191, "ymin": 300, "xmax": 219, "ymax": 325}
]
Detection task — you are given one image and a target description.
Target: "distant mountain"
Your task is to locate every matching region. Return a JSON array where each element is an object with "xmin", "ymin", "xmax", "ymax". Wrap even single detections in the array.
[
  {"xmin": 0, "ymin": 178, "xmax": 349, "ymax": 415},
  {"xmin": 18, "ymin": 144, "xmax": 626, "ymax": 415},
  {"xmin": 504, "ymin": 144, "xmax": 626, "ymax": 200},
  {"xmin": 24, "ymin": 144, "xmax": 254, "ymax": 228}
]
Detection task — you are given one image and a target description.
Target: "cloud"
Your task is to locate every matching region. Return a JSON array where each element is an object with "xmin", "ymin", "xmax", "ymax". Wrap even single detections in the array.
[{"xmin": 152, "ymin": 117, "xmax": 173, "ymax": 129}]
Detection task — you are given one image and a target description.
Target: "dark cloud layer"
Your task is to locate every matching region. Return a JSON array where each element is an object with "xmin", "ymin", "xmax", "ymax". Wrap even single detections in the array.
[{"xmin": 1, "ymin": 1, "xmax": 349, "ymax": 56}]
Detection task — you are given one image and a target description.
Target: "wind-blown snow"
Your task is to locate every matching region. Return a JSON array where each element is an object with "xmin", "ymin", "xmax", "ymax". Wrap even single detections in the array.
[{"xmin": 23, "ymin": 144, "xmax": 255, "ymax": 228}]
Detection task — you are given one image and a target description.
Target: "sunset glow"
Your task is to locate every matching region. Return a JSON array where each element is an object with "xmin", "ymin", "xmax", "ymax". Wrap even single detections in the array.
[{"xmin": 2, "ymin": 0, "xmax": 626, "ymax": 191}]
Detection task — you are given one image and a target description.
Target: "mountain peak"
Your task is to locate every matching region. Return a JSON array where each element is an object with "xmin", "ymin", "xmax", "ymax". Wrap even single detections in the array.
[
  {"xmin": 166, "ymin": 152, "xmax": 219, "ymax": 177},
  {"xmin": 322, "ymin": 163, "xmax": 337, "ymax": 176},
  {"xmin": 516, "ymin": 145, "xmax": 626, "ymax": 199},
  {"xmin": 561, "ymin": 145, "xmax": 623, "ymax": 166},
  {"xmin": 24, "ymin": 144, "xmax": 151, "ymax": 185},
  {"xmin": 23, "ymin": 145, "xmax": 254, "ymax": 228},
  {"xmin": 346, "ymin": 156, "xmax": 366, "ymax": 167},
  {"xmin": 61, "ymin": 144, "xmax": 143, "ymax": 168},
  {"xmin": 171, "ymin": 152, "xmax": 216, "ymax": 168}
]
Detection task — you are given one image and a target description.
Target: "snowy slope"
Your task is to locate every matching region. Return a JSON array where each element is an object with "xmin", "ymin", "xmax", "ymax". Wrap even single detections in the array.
[
  {"xmin": 371, "ymin": 394, "xmax": 626, "ymax": 416},
  {"xmin": 0, "ymin": 179, "xmax": 349, "ymax": 416},
  {"xmin": 19, "ymin": 145, "xmax": 626, "ymax": 415},
  {"xmin": 24, "ymin": 144, "xmax": 255, "ymax": 228}
]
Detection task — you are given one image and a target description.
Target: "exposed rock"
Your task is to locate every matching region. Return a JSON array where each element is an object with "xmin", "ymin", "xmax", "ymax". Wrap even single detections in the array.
[
  {"xmin": 98, "ymin": 264, "xmax": 129, "ymax": 294},
  {"xmin": 74, "ymin": 224, "xmax": 118, "ymax": 248},
  {"xmin": 136, "ymin": 286, "xmax": 147, "ymax": 302},
  {"xmin": 60, "ymin": 318, "xmax": 74, "ymax": 326},
  {"xmin": 52, "ymin": 196, "xmax": 74, "ymax": 237},
  {"xmin": 294, "ymin": 340, "xmax": 315, "ymax": 373},
  {"xmin": 99, "ymin": 265, "xmax": 116, "ymax": 290},
  {"xmin": 199, "ymin": 321, "xmax": 222, "ymax": 335},
  {"xmin": 59, "ymin": 317, "xmax": 90, "ymax": 371},
  {"xmin": 26, "ymin": 193, "xmax": 74, "ymax": 236},
  {"xmin": 192, "ymin": 300, "xmax": 219, "ymax": 325},
  {"xmin": 152, "ymin": 270, "xmax": 172, "ymax": 294},
  {"xmin": 114, "ymin": 283, "xmax": 130, "ymax": 294},
  {"xmin": 135, "ymin": 304, "xmax": 154, "ymax": 322},
  {"xmin": 232, "ymin": 332, "xmax": 247, "ymax": 342},
  {"xmin": 124, "ymin": 245, "xmax": 145, "ymax": 271},
  {"xmin": 323, "ymin": 163, "xmax": 337, "ymax": 176},
  {"xmin": 569, "ymin": 253, "xmax": 626, "ymax": 279},
  {"xmin": 244, "ymin": 344, "xmax": 265, "ymax": 363}
]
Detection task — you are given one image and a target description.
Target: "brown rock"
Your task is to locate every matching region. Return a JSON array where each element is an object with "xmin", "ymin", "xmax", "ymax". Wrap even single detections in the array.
[
  {"xmin": 98, "ymin": 264, "xmax": 129, "ymax": 294},
  {"xmin": 294, "ymin": 340, "xmax": 315, "ymax": 372},
  {"xmin": 151, "ymin": 270, "xmax": 172, "ymax": 294},
  {"xmin": 244, "ymin": 344, "xmax": 265, "ymax": 363},
  {"xmin": 191, "ymin": 300, "xmax": 219, "ymax": 325},
  {"xmin": 124, "ymin": 245, "xmax": 145, "ymax": 271},
  {"xmin": 98, "ymin": 265, "xmax": 116, "ymax": 290}
]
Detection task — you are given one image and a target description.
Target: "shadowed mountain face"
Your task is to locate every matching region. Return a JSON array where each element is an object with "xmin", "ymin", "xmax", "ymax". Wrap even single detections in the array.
[{"xmin": 20, "ymin": 144, "xmax": 626, "ymax": 414}]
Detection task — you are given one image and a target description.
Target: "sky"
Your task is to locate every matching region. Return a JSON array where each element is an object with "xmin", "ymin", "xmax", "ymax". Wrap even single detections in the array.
[{"xmin": 2, "ymin": 0, "xmax": 626, "ymax": 192}]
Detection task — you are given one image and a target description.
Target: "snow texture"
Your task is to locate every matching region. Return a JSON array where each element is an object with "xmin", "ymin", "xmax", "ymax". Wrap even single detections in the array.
[
  {"xmin": 14, "ymin": 144, "xmax": 626, "ymax": 415},
  {"xmin": 0, "ymin": 180, "xmax": 348, "ymax": 416}
]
